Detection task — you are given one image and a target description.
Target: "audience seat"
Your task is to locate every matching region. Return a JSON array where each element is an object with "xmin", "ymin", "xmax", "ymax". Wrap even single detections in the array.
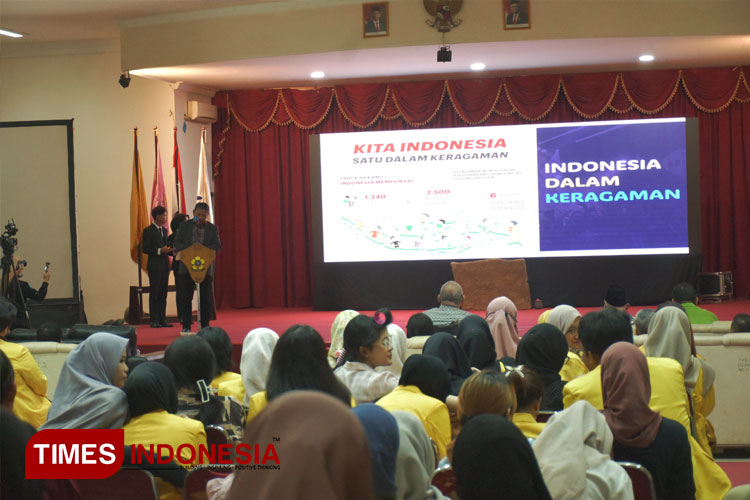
[
  {"xmin": 184, "ymin": 466, "xmax": 231, "ymax": 500},
  {"xmin": 406, "ymin": 335, "xmax": 430, "ymax": 359},
  {"xmin": 618, "ymin": 462, "xmax": 657, "ymax": 500},
  {"xmin": 432, "ymin": 464, "xmax": 457, "ymax": 497},
  {"xmin": 24, "ymin": 341, "xmax": 76, "ymax": 399},
  {"xmin": 691, "ymin": 321, "xmax": 732, "ymax": 334},
  {"xmin": 76, "ymin": 468, "xmax": 159, "ymax": 500}
]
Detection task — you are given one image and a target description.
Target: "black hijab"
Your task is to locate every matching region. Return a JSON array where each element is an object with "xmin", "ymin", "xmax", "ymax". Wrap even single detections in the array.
[
  {"xmin": 515, "ymin": 323, "xmax": 568, "ymax": 411},
  {"xmin": 423, "ymin": 332, "xmax": 472, "ymax": 395},
  {"xmin": 124, "ymin": 362, "xmax": 179, "ymax": 417},
  {"xmin": 398, "ymin": 354, "xmax": 451, "ymax": 403},
  {"xmin": 452, "ymin": 413, "xmax": 552, "ymax": 500},
  {"xmin": 456, "ymin": 315, "xmax": 497, "ymax": 371}
]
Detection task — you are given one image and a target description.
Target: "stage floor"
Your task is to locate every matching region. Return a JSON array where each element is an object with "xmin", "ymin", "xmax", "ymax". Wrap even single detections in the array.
[{"xmin": 135, "ymin": 299, "xmax": 749, "ymax": 354}]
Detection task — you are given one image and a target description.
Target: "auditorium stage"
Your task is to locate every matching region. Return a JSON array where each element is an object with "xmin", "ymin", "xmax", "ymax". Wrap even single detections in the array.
[{"xmin": 135, "ymin": 299, "xmax": 749, "ymax": 355}]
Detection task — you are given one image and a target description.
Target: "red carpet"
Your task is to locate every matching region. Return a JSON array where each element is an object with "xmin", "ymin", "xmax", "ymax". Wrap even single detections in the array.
[
  {"xmin": 135, "ymin": 299, "xmax": 750, "ymax": 355},
  {"xmin": 718, "ymin": 461, "xmax": 750, "ymax": 487}
]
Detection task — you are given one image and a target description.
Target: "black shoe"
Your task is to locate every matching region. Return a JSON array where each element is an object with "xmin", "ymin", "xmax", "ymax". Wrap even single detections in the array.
[
  {"xmin": 160, "ymin": 321, "xmax": 173, "ymax": 327},
  {"xmin": 150, "ymin": 323, "xmax": 162, "ymax": 328}
]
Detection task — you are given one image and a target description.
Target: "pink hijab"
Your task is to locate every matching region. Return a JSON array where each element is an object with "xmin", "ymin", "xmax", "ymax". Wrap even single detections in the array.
[
  {"xmin": 601, "ymin": 342, "xmax": 662, "ymax": 448},
  {"xmin": 486, "ymin": 296, "xmax": 520, "ymax": 359}
]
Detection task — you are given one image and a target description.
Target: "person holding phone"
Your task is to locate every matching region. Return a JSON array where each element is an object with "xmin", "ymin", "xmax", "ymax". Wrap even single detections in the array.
[
  {"xmin": 173, "ymin": 202, "xmax": 221, "ymax": 334},
  {"xmin": 11, "ymin": 256, "xmax": 50, "ymax": 302}
]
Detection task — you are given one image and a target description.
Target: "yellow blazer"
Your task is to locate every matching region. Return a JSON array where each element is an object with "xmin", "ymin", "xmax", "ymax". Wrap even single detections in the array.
[
  {"xmin": 376, "ymin": 385, "xmax": 452, "ymax": 459},
  {"xmin": 512, "ymin": 412, "xmax": 545, "ymax": 440},
  {"xmin": 559, "ymin": 350, "xmax": 588, "ymax": 382},
  {"xmin": 0, "ymin": 338, "xmax": 50, "ymax": 428},
  {"xmin": 210, "ymin": 370, "xmax": 241, "ymax": 390}
]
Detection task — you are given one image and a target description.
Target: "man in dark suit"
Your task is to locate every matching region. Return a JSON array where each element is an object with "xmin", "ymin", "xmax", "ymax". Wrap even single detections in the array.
[
  {"xmin": 506, "ymin": 0, "xmax": 528, "ymax": 25},
  {"xmin": 365, "ymin": 6, "xmax": 386, "ymax": 34},
  {"xmin": 142, "ymin": 205, "xmax": 172, "ymax": 328},
  {"xmin": 173, "ymin": 202, "xmax": 221, "ymax": 334}
]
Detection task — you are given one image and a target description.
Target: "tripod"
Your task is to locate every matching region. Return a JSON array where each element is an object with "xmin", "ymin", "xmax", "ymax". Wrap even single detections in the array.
[{"xmin": 1, "ymin": 253, "xmax": 30, "ymax": 328}]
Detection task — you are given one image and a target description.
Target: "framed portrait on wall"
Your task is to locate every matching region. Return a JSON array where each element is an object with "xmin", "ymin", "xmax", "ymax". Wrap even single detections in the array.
[
  {"xmin": 504, "ymin": 0, "xmax": 530, "ymax": 29},
  {"xmin": 363, "ymin": 2, "xmax": 389, "ymax": 37}
]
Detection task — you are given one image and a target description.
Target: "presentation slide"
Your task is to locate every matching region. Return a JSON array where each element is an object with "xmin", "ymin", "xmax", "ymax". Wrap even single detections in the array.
[{"xmin": 319, "ymin": 118, "xmax": 688, "ymax": 263}]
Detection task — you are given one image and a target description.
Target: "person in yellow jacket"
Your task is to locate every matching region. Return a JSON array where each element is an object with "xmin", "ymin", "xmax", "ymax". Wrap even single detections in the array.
[
  {"xmin": 546, "ymin": 305, "xmax": 589, "ymax": 382},
  {"xmin": 0, "ymin": 298, "xmax": 50, "ymax": 428},
  {"xmin": 197, "ymin": 327, "xmax": 242, "ymax": 390},
  {"xmin": 376, "ymin": 355, "xmax": 452, "ymax": 459},
  {"xmin": 564, "ymin": 308, "xmax": 731, "ymax": 500},
  {"xmin": 123, "ymin": 362, "xmax": 207, "ymax": 500},
  {"xmin": 506, "ymin": 365, "xmax": 547, "ymax": 440}
]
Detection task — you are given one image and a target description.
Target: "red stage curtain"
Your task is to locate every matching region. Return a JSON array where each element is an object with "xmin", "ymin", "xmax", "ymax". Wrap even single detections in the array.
[{"xmin": 212, "ymin": 67, "xmax": 750, "ymax": 308}]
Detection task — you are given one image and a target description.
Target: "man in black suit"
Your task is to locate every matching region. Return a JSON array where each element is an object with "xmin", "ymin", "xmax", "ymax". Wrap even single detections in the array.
[
  {"xmin": 142, "ymin": 206, "xmax": 172, "ymax": 328},
  {"xmin": 506, "ymin": 0, "xmax": 528, "ymax": 25},
  {"xmin": 173, "ymin": 202, "xmax": 221, "ymax": 334},
  {"xmin": 365, "ymin": 6, "xmax": 386, "ymax": 34}
]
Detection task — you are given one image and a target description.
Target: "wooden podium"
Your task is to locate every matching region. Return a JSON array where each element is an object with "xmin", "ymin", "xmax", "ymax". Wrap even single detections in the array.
[{"xmin": 177, "ymin": 243, "xmax": 216, "ymax": 283}]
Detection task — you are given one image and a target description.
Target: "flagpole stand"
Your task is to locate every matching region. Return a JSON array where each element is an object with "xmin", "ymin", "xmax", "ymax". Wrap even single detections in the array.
[{"xmin": 195, "ymin": 282, "xmax": 201, "ymax": 329}]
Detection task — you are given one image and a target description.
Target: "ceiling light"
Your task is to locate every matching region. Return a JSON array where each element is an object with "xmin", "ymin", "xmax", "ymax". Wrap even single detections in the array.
[
  {"xmin": 639, "ymin": 54, "xmax": 655, "ymax": 62},
  {"xmin": 0, "ymin": 28, "xmax": 23, "ymax": 38},
  {"xmin": 310, "ymin": 71, "xmax": 325, "ymax": 79},
  {"xmin": 470, "ymin": 62, "xmax": 486, "ymax": 71}
]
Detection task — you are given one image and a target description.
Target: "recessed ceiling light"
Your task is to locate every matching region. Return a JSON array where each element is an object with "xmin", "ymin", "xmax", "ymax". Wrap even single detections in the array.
[
  {"xmin": 0, "ymin": 28, "xmax": 23, "ymax": 38},
  {"xmin": 639, "ymin": 54, "xmax": 655, "ymax": 62},
  {"xmin": 470, "ymin": 62, "xmax": 486, "ymax": 71},
  {"xmin": 310, "ymin": 71, "xmax": 325, "ymax": 79}
]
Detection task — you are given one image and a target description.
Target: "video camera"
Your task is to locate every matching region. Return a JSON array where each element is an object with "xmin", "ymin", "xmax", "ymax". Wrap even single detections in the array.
[{"xmin": 1, "ymin": 219, "xmax": 18, "ymax": 258}]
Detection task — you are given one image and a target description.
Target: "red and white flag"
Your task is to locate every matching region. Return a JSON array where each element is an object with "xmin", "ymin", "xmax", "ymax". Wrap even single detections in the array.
[
  {"xmin": 150, "ymin": 128, "xmax": 169, "ymax": 228},
  {"xmin": 196, "ymin": 127, "xmax": 214, "ymax": 221},
  {"xmin": 172, "ymin": 126, "xmax": 187, "ymax": 214}
]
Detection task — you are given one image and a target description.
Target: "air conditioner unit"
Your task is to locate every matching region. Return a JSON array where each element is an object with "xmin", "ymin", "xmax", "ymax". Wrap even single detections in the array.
[{"xmin": 185, "ymin": 101, "xmax": 217, "ymax": 123}]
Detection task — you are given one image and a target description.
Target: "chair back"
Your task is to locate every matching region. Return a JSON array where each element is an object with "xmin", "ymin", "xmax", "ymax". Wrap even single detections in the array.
[
  {"xmin": 205, "ymin": 425, "xmax": 230, "ymax": 447},
  {"xmin": 432, "ymin": 465, "xmax": 457, "ymax": 497},
  {"xmin": 536, "ymin": 411, "xmax": 555, "ymax": 423},
  {"xmin": 184, "ymin": 466, "xmax": 232, "ymax": 500},
  {"xmin": 618, "ymin": 461, "xmax": 657, "ymax": 500},
  {"xmin": 76, "ymin": 468, "xmax": 158, "ymax": 500}
]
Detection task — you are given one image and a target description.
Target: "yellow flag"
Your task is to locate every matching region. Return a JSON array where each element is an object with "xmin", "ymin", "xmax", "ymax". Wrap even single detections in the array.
[{"xmin": 130, "ymin": 128, "xmax": 149, "ymax": 271}]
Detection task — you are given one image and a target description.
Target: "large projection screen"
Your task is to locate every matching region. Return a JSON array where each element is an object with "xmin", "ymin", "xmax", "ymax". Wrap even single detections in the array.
[
  {"xmin": 0, "ymin": 121, "xmax": 79, "ymax": 302},
  {"xmin": 311, "ymin": 118, "xmax": 701, "ymax": 310}
]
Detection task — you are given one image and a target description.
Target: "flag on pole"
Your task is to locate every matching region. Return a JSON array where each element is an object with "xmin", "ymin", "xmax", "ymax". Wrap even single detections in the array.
[
  {"xmin": 129, "ymin": 128, "xmax": 149, "ymax": 271},
  {"xmin": 172, "ymin": 126, "xmax": 187, "ymax": 214},
  {"xmin": 151, "ymin": 127, "xmax": 169, "ymax": 228},
  {"xmin": 196, "ymin": 127, "xmax": 214, "ymax": 221}
]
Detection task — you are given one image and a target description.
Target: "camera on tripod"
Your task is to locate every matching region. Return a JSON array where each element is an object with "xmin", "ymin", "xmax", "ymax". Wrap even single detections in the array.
[{"xmin": 1, "ymin": 219, "xmax": 18, "ymax": 258}]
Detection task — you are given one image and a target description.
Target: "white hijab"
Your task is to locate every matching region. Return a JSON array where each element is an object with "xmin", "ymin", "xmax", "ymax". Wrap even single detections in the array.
[
  {"xmin": 485, "ymin": 296, "xmax": 520, "ymax": 359},
  {"xmin": 393, "ymin": 411, "xmax": 450, "ymax": 500},
  {"xmin": 42, "ymin": 333, "xmax": 129, "ymax": 430},
  {"xmin": 328, "ymin": 310, "xmax": 358, "ymax": 368},
  {"xmin": 376, "ymin": 323, "xmax": 408, "ymax": 376},
  {"xmin": 532, "ymin": 401, "xmax": 633, "ymax": 500},
  {"xmin": 547, "ymin": 305, "xmax": 582, "ymax": 336},
  {"xmin": 644, "ymin": 307, "xmax": 715, "ymax": 395},
  {"xmin": 240, "ymin": 328, "xmax": 279, "ymax": 405}
]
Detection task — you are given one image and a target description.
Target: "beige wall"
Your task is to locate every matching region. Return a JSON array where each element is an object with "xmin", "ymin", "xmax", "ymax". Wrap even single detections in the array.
[
  {"xmin": 0, "ymin": 46, "xmax": 199, "ymax": 324},
  {"xmin": 121, "ymin": 0, "xmax": 750, "ymax": 70}
]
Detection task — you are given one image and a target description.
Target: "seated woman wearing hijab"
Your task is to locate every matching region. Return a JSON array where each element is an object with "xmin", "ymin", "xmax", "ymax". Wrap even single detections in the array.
[
  {"xmin": 245, "ymin": 324, "xmax": 352, "ymax": 425},
  {"xmin": 602, "ymin": 342, "xmax": 695, "ymax": 500},
  {"xmin": 645, "ymin": 307, "xmax": 716, "ymax": 457},
  {"xmin": 334, "ymin": 309, "xmax": 399, "ymax": 404},
  {"xmin": 378, "ymin": 321, "xmax": 409, "ymax": 377},
  {"xmin": 226, "ymin": 392, "xmax": 376, "ymax": 500},
  {"xmin": 377, "ymin": 354, "xmax": 452, "ymax": 459},
  {"xmin": 353, "ymin": 404, "xmax": 401, "ymax": 500},
  {"xmin": 532, "ymin": 400, "xmax": 633, "ymax": 500},
  {"xmin": 547, "ymin": 304, "xmax": 588, "ymax": 382},
  {"xmin": 197, "ymin": 327, "xmax": 241, "ymax": 390},
  {"xmin": 455, "ymin": 315, "xmax": 501, "ymax": 371},
  {"xmin": 123, "ymin": 362, "xmax": 207, "ymax": 500},
  {"xmin": 486, "ymin": 296, "xmax": 520, "ymax": 363},
  {"xmin": 422, "ymin": 332, "xmax": 472, "ymax": 396},
  {"xmin": 515, "ymin": 323, "xmax": 569, "ymax": 411},
  {"xmin": 452, "ymin": 414, "xmax": 552, "ymax": 500},
  {"xmin": 218, "ymin": 328, "xmax": 278, "ymax": 404},
  {"xmin": 392, "ymin": 411, "xmax": 450, "ymax": 500},
  {"xmin": 506, "ymin": 365, "xmax": 546, "ymax": 440},
  {"xmin": 42, "ymin": 332, "xmax": 129, "ymax": 429},
  {"xmin": 164, "ymin": 336, "xmax": 245, "ymax": 442},
  {"xmin": 328, "ymin": 309, "xmax": 359, "ymax": 368}
]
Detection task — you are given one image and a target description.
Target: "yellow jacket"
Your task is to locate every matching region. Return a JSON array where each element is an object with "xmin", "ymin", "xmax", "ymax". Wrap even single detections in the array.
[
  {"xmin": 210, "ymin": 370, "xmax": 241, "ymax": 390},
  {"xmin": 559, "ymin": 350, "xmax": 588, "ymax": 382},
  {"xmin": 512, "ymin": 412, "xmax": 545, "ymax": 440},
  {"xmin": 217, "ymin": 378, "xmax": 245, "ymax": 402},
  {"xmin": 563, "ymin": 356, "xmax": 730, "ymax": 500},
  {"xmin": 123, "ymin": 410, "xmax": 207, "ymax": 500},
  {"xmin": 0, "ymin": 338, "xmax": 50, "ymax": 428},
  {"xmin": 246, "ymin": 391, "xmax": 356, "ymax": 427},
  {"xmin": 376, "ymin": 385, "xmax": 451, "ymax": 459}
]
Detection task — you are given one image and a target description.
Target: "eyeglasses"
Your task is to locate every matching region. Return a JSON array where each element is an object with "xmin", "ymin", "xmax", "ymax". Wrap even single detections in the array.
[{"xmin": 379, "ymin": 337, "xmax": 392, "ymax": 349}]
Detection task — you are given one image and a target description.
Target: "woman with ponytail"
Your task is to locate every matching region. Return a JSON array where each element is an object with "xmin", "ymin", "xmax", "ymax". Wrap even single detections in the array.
[{"xmin": 334, "ymin": 308, "xmax": 399, "ymax": 404}]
